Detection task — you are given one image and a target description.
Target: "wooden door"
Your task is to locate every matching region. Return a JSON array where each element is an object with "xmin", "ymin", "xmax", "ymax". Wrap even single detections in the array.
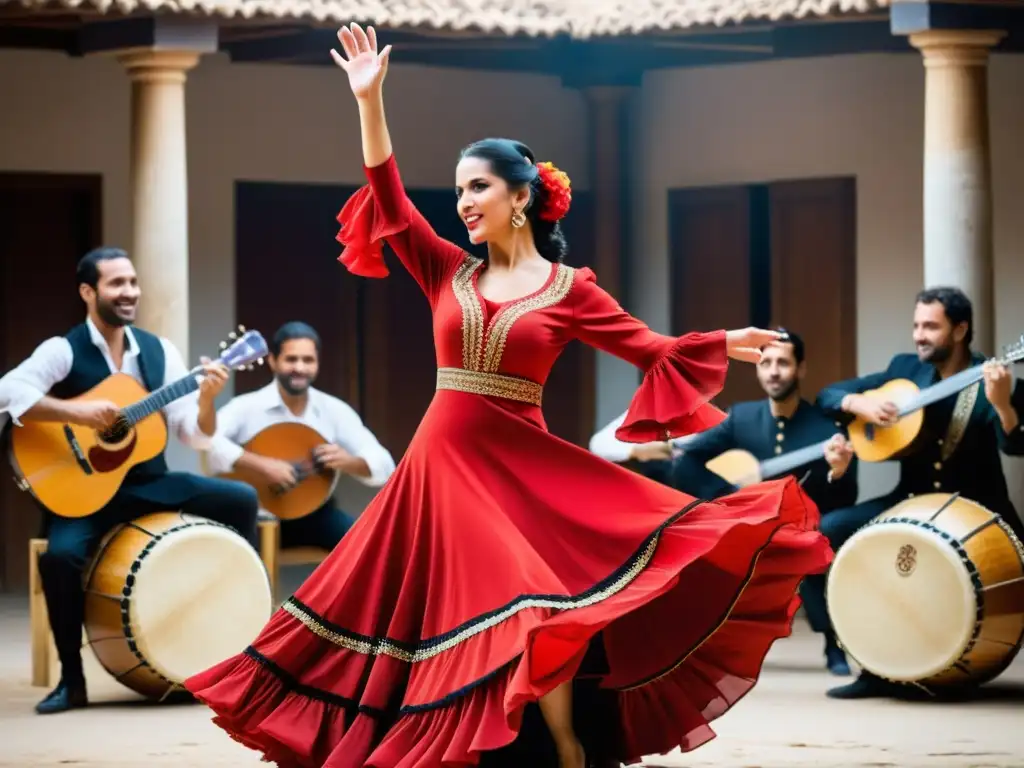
[
  {"xmin": 359, "ymin": 190, "xmax": 472, "ymax": 458},
  {"xmin": 0, "ymin": 173, "xmax": 102, "ymax": 591},
  {"xmin": 540, "ymin": 192, "xmax": 595, "ymax": 447},
  {"xmin": 235, "ymin": 182, "xmax": 362, "ymax": 408},
  {"xmin": 668, "ymin": 187, "xmax": 764, "ymax": 407},
  {"xmin": 768, "ymin": 178, "xmax": 857, "ymax": 399}
]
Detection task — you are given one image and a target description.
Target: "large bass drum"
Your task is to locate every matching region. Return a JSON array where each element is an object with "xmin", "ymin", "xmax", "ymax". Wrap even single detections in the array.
[
  {"xmin": 83, "ymin": 511, "xmax": 272, "ymax": 699},
  {"xmin": 826, "ymin": 493, "xmax": 1024, "ymax": 692}
]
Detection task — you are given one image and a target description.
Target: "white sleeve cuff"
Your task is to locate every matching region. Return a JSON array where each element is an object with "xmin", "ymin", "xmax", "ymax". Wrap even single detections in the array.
[{"xmin": 205, "ymin": 436, "xmax": 246, "ymax": 476}]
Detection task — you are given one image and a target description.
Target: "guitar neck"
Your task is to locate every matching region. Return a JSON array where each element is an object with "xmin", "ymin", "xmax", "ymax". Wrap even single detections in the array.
[
  {"xmin": 899, "ymin": 364, "xmax": 985, "ymax": 416},
  {"xmin": 121, "ymin": 369, "xmax": 201, "ymax": 425},
  {"xmin": 758, "ymin": 438, "xmax": 830, "ymax": 480}
]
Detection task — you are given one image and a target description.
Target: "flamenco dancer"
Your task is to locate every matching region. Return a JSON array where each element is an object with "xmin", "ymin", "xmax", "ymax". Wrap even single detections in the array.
[{"xmin": 185, "ymin": 23, "xmax": 833, "ymax": 768}]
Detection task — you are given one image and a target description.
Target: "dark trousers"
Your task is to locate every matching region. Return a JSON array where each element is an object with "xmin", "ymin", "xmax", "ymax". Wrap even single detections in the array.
[
  {"xmin": 799, "ymin": 494, "xmax": 897, "ymax": 638},
  {"xmin": 279, "ymin": 501, "xmax": 356, "ymax": 550},
  {"xmin": 38, "ymin": 471, "xmax": 259, "ymax": 688}
]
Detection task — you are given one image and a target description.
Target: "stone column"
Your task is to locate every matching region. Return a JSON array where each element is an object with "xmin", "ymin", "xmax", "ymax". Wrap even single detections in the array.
[
  {"xmin": 910, "ymin": 30, "xmax": 1004, "ymax": 355},
  {"xmin": 119, "ymin": 50, "xmax": 201, "ymax": 360}
]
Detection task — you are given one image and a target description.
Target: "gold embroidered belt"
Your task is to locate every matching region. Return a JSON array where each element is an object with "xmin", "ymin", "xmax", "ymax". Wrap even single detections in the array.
[{"xmin": 436, "ymin": 367, "xmax": 542, "ymax": 406}]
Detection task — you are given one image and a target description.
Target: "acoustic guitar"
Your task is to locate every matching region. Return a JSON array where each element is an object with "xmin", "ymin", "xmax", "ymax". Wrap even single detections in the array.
[
  {"xmin": 847, "ymin": 336, "xmax": 1024, "ymax": 462},
  {"xmin": 707, "ymin": 336, "xmax": 1024, "ymax": 484},
  {"xmin": 706, "ymin": 439, "xmax": 833, "ymax": 488},
  {"xmin": 215, "ymin": 422, "xmax": 340, "ymax": 521},
  {"xmin": 8, "ymin": 327, "xmax": 268, "ymax": 519}
]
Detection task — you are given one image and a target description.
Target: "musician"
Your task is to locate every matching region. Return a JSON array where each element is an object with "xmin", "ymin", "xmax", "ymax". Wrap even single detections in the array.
[
  {"xmin": 815, "ymin": 286, "xmax": 1024, "ymax": 700},
  {"xmin": 205, "ymin": 321, "xmax": 396, "ymax": 549},
  {"xmin": 0, "ymin": 247, "xmax": 260, "ymax": 715},
  {"xmin": 668, "ymin": 330, "xmax": 859, "ymax": 675}
]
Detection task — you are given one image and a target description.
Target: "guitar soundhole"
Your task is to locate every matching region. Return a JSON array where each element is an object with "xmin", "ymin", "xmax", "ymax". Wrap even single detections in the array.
[
  {"xmin": 88, "ymin": 420, "xmax": 138, "ymax": 473},
  {"xmin": 864, "ymin": 423, "xmax": 875, "ymax": 441},
  {"xmin": 100, "ymin": 417, "xmax": 131, "ymax": 445}
]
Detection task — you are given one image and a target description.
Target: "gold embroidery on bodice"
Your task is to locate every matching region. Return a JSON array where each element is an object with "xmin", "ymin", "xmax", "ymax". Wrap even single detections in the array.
[{"xmin": 450, "ymin": 256, "xmax": 575, "ymax": 374}]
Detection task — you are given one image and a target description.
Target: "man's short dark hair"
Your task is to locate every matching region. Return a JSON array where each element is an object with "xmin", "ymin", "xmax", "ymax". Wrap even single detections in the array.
[
  {"xmin": 76, "ymin": 247, "xmax": 129, "ymax": 289},
  {"xmin": 774, "ymin": 328, "xmax": 805, "ymax": 364},
  {"xmin": 271, "ymin": 321, "xmax": 322, "ymax": 357},
  {"xmin": 915, "ymin": 286, "xmax": 973, "ymax": 347}
]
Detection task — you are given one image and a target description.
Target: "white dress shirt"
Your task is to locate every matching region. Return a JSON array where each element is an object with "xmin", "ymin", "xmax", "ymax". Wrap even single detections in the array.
[
  {"xmin": 589, "ymin": 410, "xmax": 695, "ymax": 463},
  {"xmin": 0, "ymin": 317, "xmax": 209, "ymax": 450},
  {"xmin": 206, "ymin": 382, "xmax": 396, "ymax": 488}
]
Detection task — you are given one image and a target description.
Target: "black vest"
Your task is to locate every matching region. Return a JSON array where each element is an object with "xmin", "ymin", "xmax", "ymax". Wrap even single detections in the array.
[{"xmin": 50, "ymin": 323, "xmax": 169, "ymax": 479}]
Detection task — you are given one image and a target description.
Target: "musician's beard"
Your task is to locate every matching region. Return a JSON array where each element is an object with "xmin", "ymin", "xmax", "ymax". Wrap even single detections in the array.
[
  {"xmin": 918, "ymin": 342, "xmax": 952, "ymax": 364},
  {"xmin": 766, "ymin": 379, "xmax": 799, "ymax": 403},
  {"xmin": 96, "ymin": 298, "xmax": 133, "ymax": 328},
  {"xmin": 276, "ymin": 371, "xmax": 311, "ymax": 396}
]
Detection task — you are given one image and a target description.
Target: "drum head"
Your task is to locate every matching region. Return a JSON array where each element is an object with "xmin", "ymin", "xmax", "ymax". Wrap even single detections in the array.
[
  {"xmin": 130, "ymin": 523, "xmax": 272, "ymax": 684},
  {"xmin": 827, "ymin": 520, "xmax": 976, "ymax": 682}
]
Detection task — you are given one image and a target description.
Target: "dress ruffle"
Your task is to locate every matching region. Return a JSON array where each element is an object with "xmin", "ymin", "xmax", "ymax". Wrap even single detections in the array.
[
  {"xmin": 335, "ymin": 160, "xmax": 412, "ymax": 278},
  {"xmin": 616, "ymin": 331, "xmax": 729, "ymax": 444},
  {"xmin": 186, "ymin": 423, "xmax": 830, "ymax": 767}
]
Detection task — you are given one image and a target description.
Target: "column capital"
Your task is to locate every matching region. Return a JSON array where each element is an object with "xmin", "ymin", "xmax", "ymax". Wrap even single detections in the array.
[
  {"xmin": 118, "ymin": 49, "xmax": 202, "ymax": 84},
  {"xmin": 909, "ymin": 29, "xmax": 1006, "ymax": 66}
]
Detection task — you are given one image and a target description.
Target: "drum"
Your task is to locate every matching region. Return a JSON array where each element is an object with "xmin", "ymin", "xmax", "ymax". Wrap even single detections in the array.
[
  {"xmin": 83, "ymin": 511, "xmax": 272, "ymax": 700},
  {"xmin": 826, "ymin": 493, "xmax": 1024, "ymax": 691}
]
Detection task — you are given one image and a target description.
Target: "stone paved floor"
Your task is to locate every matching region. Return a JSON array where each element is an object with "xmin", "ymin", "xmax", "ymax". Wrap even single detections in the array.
[{"xmin": 1, "ymin": 584, "xmax": 1022, "ymax": 767}]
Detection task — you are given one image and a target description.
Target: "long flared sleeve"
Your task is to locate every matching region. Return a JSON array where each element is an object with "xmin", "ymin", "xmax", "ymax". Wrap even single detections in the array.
[
  {"xmin": 335, "ymin": 154, "xmax": 467, "ymax": 305},
  {"xmin": 569, "ymin": 268, "xmax": 728, "ymax": 443}
]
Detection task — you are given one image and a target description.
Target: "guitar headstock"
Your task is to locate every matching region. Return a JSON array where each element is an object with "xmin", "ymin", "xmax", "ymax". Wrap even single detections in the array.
[
  {"xmin": 997, "ymin": 335, "xmax": 1024, "ymax": 366},
  {"xmin": 218, "ymin": 325, "xmax": 268, "ymax": 371}
]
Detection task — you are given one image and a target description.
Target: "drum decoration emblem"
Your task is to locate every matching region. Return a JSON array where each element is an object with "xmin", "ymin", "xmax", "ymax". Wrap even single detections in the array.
[{"xmin": 895, "ymin": 543, "xmax": 917, "ymax": 577}]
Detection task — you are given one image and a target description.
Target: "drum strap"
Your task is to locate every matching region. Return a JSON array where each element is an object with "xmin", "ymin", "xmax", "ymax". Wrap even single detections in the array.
[{"xmin": 941, "ymin": 382, "xmax": 980, "ymax": 462}]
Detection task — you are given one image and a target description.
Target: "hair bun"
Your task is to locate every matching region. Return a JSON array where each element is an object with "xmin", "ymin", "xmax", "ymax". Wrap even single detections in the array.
[{"xmin": 536, "ymin": 162, "xmax": 571, "ymax": 222}]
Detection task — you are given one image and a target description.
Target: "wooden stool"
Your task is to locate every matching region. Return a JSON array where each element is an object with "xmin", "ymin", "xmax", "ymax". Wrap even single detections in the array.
[
  {"xmin": 28, "ymin": 538, "xmax": 52, "ymax": 688},
  {"xmin": 257, "ymin": 518, "xmax": 328, "ymax": 603}
]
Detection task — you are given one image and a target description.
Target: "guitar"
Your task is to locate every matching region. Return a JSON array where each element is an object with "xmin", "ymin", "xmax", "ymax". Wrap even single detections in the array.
[
  {"xmin": 9, "ymin": 327, "xmax": 268, "ymax": 519},
  {"xmin": 706, "ymin": 337, "xmax": 1024, "ymax": 484},
  {"xmin": 215, "ymin": 422, "xmax": 340, "ymax": 521},
  {"xmin": 847, "ymin": 336, "xmax": 1024, "ymax": 462},
  {"xmin": 705, "ymin": 439, "xmax": 835, "ymax": 488}
]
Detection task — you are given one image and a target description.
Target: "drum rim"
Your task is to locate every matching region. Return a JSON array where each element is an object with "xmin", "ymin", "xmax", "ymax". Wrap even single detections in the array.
[
  {"xmin": 827, "ymin": 517, "xmax": 978, "ymax": 682},
  {"xmin": 91, "ymin": 516, "xmax": 271, "ymax": 691}
]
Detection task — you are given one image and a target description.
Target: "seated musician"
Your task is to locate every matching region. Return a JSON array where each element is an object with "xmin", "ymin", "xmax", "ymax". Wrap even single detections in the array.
[
  {"xmin": 0, "ymin": 247, "xmax": 260, "ymax": 715},
  {"xmin": 588, "ymin": 410, "xmax": 694, "ymax": 487},
  {"xmin": 205, "ymin": 321, "xmax": 396, "ymax": 550},
  {"xmin": 815, "ymin": 286, "xmax": 1024, "ymax": 700},
  {"xmin": 669, "ymin": 330, "xmax": 859, "ymax": 675}
]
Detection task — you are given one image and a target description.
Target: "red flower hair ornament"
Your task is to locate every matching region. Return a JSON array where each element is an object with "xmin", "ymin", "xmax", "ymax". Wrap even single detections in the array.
[{"xmin": 535, "ymin": 161, "xmax": 572, "ymax": 222}]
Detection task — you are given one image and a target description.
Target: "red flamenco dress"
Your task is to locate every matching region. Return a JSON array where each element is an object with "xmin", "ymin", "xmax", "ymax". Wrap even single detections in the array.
[{"xmin": 184, "ymin": 154, "xmax": 833, "ymax": 767}]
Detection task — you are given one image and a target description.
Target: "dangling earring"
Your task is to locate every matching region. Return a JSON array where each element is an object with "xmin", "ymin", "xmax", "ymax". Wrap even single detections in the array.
[{"xmin": 511, "ymin": 209, "xmax": 526, "ymax": 229}]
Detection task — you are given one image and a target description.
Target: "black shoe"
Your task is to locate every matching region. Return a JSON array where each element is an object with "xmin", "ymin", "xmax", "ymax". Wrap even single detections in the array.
[
  {"xmin": 825, "ymin": 645, "xmax": 851, "ymax": 676},
  {"xmin": 35, "ymin": 680, "xmax": 88, "ymax": 715},
  {"xmin": 826, "ymin": 672, "xmax": 928, "ymax": 701}
]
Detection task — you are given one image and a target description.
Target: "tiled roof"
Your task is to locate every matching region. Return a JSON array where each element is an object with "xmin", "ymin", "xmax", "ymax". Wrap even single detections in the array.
[{"xmin": 6, "ymin": 0, "xmax": 890, "ymax": 36}]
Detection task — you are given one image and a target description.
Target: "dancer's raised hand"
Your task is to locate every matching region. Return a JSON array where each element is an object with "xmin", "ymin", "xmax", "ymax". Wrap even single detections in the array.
[
  {"xmin": 330, "ymin": 23, "xmax": 392, "ymax": 100},
  {"xmin": 725, "ymin": 327, "xmax": 788, "ymax": 363}
]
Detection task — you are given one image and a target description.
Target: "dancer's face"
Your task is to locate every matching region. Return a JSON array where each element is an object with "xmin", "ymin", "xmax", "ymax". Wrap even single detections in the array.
[{"xmin": 454, "ymin": 157, "xmax": 531, "ymax": 246}]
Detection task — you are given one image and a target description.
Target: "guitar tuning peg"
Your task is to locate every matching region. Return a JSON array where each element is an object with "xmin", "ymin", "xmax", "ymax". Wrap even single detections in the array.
[
  {"xmin": 219, "ymin": 341, "xmax": 228, "ymax": 350},
  {"xmin": 257, "ymin": 358, "xmax": 265, "ymax": 366},
  {"xmin": 238, "ymin": 324, "xmax": 246, "ymax": 332},
  {"xmin": 228, "ymin": 331, "xmax": 237, "ymax": 340}
]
